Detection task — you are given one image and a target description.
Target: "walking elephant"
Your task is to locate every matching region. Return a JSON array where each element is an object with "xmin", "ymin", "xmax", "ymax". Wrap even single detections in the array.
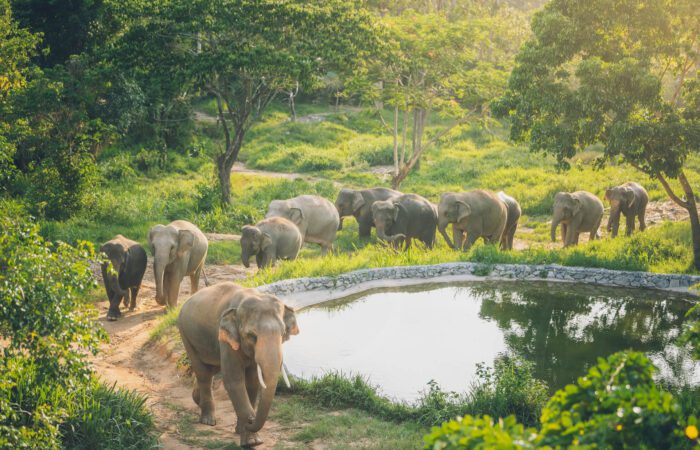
[
  {"xmin": 605, "ymin": 182, "xmax": 648, "ymax": 237},
  {"xmin": 149, "ymin": 220, "xmax": 208, "ymax": 308},
  {"xmin": 266, "ymin": 195, "xmax": 339, "ymax": 254},
  {"xmin": 551, "ymin": 191, "xmax": 604, "ymax": 246},
  {"xmin": 335, "ymin": 187, "xmax": 402, "ymax": 238},
  {"xmin": 240, "ymin": 217, "xmax": 303, "ymax": 269},
  {"xmin": 371, "ymin": 193, "xmax": 437, "ymax": 249},
  {"xmin": 437, "ymin": 190, "xmax": 507, "ymax": 251},
  {"xmin": 497, "ymin": 191, "xmax": 521, "ymax": 251},
  {"xmin": 100, "ymin": 235, "xmax": 147, "ymax": 321},
  {"xmin": 178, "ymin": 282, "xmax": 299, "ymax": 448}
]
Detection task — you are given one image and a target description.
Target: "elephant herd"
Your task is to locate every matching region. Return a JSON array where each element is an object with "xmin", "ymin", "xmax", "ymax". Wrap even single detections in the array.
[{"xmin": 96, "ymin": 180, "xmax": 649, "ymax": 447}]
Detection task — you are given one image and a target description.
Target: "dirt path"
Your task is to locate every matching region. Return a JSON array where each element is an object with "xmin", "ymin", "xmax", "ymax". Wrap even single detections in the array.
[{"xmin": 91, "ymin": 260, "xmax": 291, "ymax": 449}]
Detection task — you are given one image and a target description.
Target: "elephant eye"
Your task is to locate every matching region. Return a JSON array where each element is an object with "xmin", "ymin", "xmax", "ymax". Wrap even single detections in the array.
[{"xmin": 247, "ymin": 333, "xmax": 257, "ymax": 343}]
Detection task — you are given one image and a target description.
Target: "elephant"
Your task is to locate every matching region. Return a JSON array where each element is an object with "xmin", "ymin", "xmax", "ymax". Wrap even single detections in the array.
[
  {"xmin": 551, "ymin": 191, "xmax": 604, "ymax": 246},
  {"xmin": 334, "ymin": 187, "xmax": 402, "ymax": 238},
  {"xmin": 605, "ymin": 182, "xmax": 648, "ymax": 237},
  {"xmin": 178, "ymin": 282, "xmax": 299, "ymax": 448},
  {"xmin": 149, "ymin": 220, "xmax": 208, "ymax": 308},
  {"xmin": 240, "ymin": 217, "xmax": 303, "ymax": 269},
  {"xmin": 497, "ymin": 191, "xmax": 521, "ymax": 251},
  {"xmin": 99, "ymin": 235, "xmax": 147, "ymax": 321},
  {"xmin": 266, "ymin": 195, "xmax": 339, "ymax": 254},
  {"xmin": 371, "ymin": 193, "xmax": 437, "ymax": 249},
  {"xmin": 437, "ymin": 190, "xmax": 507, "ymax": 251}
]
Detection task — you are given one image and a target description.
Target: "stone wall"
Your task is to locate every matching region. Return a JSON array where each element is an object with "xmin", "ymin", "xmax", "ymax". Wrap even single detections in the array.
[{"xmin": 258, "ymin": 263, "xmax": 700, "ymax": 307}]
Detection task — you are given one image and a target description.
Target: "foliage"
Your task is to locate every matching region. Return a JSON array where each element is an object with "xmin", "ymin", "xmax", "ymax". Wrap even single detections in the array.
[
  {"xmin": 0, "ymin": 212, "xmax": 105, "ymax": 379},
  {"xmin": 424, "ymin": 352, "xmax": 694, "ymax": 449},
  {"xmin": 278, "ymin": 356, "xmax": 547, "ymax": 428},
  {"xmin": 0, "ymin": 356, "xmax": 158, "ymax": 449},
  {"xmin": 679, "ymin": 304, "xmax": 700, "ymax": 361},
  {"xmin": 493, "ymin": 0, "xmax": 700, "ymax": 268}
]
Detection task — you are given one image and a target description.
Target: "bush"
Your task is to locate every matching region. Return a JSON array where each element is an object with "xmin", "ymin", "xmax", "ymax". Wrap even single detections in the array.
[
  {"xmin": 424, "ymin": 415, "xmax": 537, "ymax": 450},
  {"xmin": 99, "ymin": 153, "xmax": 136, "ymax": 181},
  {"xmin": 133, "ymin": 147, "xmax": 164, "ymax": 173}
]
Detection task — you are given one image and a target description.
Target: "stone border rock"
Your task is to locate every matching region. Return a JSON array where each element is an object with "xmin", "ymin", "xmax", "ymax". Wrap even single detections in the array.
[{"xmin": 258, "ymin": 262, "xmax": 700, "ymax": 309}]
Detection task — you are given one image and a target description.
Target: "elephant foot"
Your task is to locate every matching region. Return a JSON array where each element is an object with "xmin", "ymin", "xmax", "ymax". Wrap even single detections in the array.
[
  {"xmin": 154, "ymin": 296, "xmax": 165, "ymax": 306},
  {"xmin": 199, "ymin": 414, "xmax": 216, "ymax": 426},
  {"xmin": 239, "ymin": 430, "xmax": 263, "ymax": 447},
  {"xmin": 106, "ymin": 315, "xmax": 118, "ymax": 321}
]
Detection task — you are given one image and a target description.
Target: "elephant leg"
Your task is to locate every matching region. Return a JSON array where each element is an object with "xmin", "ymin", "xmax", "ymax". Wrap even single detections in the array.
[
  {"xmin": 122, "ymin": 288, "xmax": 130, "ymax": 308},
  {"xmin": 452, "ymin": 224, "xmax": 463, "ymax": 250},
  {"xmin": 565, "ymin": 224, "xmax": 577, "ymax": 246},
  {"xmin": 404, "ymin": 237, "xmax": 412, "ymax": 250},
  {"xmin": 358, "ymin": 221, "xmax": 372, "ymax": 239},
  {"xmin": 591, "ymin": 217, "xmax": 603, "ymax": 240},
  {"xmin": 625, "ymin": 214, "xmax": 635, "ymax": 236},
  {"xmin": 320, "ymin": 242, "xmax": 333, "ymax": 256},
  {"xmin": 182, "ymin": 337, "xmax": 217, "ymax": 425},
  {"xmin": 129, "ymin": 286, "xmax": 139, "ymax": 310},
  {"xmin": 190, "ymin": 266, "xmax": 201, "ymax": 295},
  {"xmin": 256, "ymin": 253, "xmax": 264, "ymax": 268},
  {"xmin": 508, "ymin": 225, "xmax": 517, "ymax": 250},
  {"xmin": 638, "ymin": 210, "xmax": 647, "ymax": 231},
  {"xmin": 561, "ymin": 223, "xmax": 568, "ymax": 244},
  {"xmin": 165, "ymin": 273, "xmax": 181, "ymax": 308},
  {"xmin": 221, "ymin": 353, "xmax": 260, "ymax": 447}
]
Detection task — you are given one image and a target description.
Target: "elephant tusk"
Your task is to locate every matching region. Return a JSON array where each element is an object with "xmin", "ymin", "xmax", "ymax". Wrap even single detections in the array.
[
  {"xmin": 257, "ymin": 364, "xmax": 267, "ymax": 389},
  {"xmin": 281, "ymin": 362, "xmax": 291, "ymax": 388}
]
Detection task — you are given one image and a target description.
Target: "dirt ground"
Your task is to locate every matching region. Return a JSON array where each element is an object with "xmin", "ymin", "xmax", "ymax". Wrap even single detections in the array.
[{"xmin": 90, "ymin": 259, "xmax": 296, "ymax": 449}]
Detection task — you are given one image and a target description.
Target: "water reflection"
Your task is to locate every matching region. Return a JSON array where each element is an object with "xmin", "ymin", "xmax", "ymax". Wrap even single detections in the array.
[{"xmin": 283, "ymin": 281, "xmax": 698, "ymax": 401}]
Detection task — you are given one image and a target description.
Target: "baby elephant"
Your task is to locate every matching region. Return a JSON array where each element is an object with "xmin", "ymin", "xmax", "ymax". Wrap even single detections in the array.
[
  {"xmin": 266, "ymin": 195, "xmax": 339, "ymax": 255},
  {"xmin": 497, "ymin": 191, "xmax": 521, "ymax": 250},
  {"xmin": 100, "ymin": 235, "xmax": 147, "ymax": 321},
  {"xmin": 240, "ymin": 217, "xmax": 303, "ymax": 269},
  {"xmin": 371, "ymin": 193, "xmax": 437, "ymax": 249},
  {"xmin": 551, "ymin": 191, "xmax": 604, "ymax": 246},
  {"xmin": 605, "ymin": 182, "xmax": 648, "ymax": 237}
]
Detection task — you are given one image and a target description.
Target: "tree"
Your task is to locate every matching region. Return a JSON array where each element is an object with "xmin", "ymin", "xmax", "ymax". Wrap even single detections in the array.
[
  {"xmin": 493, "ymin": 0, "xmax": 700, "ymax": 268},
  {"xmin": 128, "ymin": 0, "xmax": 380, "ymax": 204},
  {"xmin": 355, "ymin": 9, "xmax": 528, "ymax": 188}
]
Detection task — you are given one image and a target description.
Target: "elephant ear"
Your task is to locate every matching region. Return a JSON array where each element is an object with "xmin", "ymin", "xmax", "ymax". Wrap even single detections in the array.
[
  {"xmin": 604, "ymin": 189, "xmax": 613, "ymax": 201},
  {"xmin": 260, "ymin": 232, "xmax": 273, "ymax": 252},
  {"xmin": 283, "ymin": 305, "xmax": 300, "ymax": 341},
  {"xmin": 288, "ymin": 207, "xmax": 304, "ymax": 226},
  {"xmin": 148, "ymin": 224, "xmax": 165, "ymax": 247},
  {"xmin": 456, "ymin": 201, "xmax": 471, "ymax": 223},
  {"xmin": 572, "ymin": 198, "xmax": 582, "ymax": 216},
  {"xmin": 177, "ymin": 229, "xmax": 195, "ymax": 257},
  {"xmin": 391, "ymin": 202, "xmax": 401, "ymax": 222},
  {"xmin": 623, "ymin": 188, "xmax": 636, "ymax": 207},
  {"xmin": 351, "ymin": 192, "xmax": 365, "ymax": 213},
  {"xmin": 218, "ymin": 307, "xmax": 240, "ymax": 351}
]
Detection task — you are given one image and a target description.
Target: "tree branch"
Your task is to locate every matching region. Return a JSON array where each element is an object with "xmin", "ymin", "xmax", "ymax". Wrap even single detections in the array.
[{"xmin": 656, "ymin": 172, "xmax": 689, "ymax": 209}]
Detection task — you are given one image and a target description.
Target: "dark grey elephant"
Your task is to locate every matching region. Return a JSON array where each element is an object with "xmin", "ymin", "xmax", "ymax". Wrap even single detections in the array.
[
  {"xmin": 100, "ymin": 235, "xmax": 147, "ymax": 321},
  {"xmin": 605, "ymin": 182, "xmax": 648, "ymax": 237},
  {"xmin": 437, "ymin": 190, "xmax": 507, "ymax": 251},
  {"xmin": 551, "ymin": 191, "xmax": 604, "ymax": 246},
  {"xmin": 149, "ymin": 220, "xmax": 208, "ymax": 308},
  {"xmin": 497, "ymin": 191, "xmax": 521, "ymax": 251},
  {"xmin": 240, "ymin": 217, "xmax": 303, "ymax": 269},
  {"xmin": 334, "ymin": 187, "xmax": 402, "ymax": 238},
  {"xmin": 178, "ymin": 282, "xmax": 299, "ymax": 447},
  {"xmin": 371, "ymin": 193, "xmax": 437, "ymax": 249}
]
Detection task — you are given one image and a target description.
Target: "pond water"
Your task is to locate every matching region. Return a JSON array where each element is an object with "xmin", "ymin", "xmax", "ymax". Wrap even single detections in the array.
[{"xmin": 283, "ymin": 281, "xmax": 700, "ymax": 402}]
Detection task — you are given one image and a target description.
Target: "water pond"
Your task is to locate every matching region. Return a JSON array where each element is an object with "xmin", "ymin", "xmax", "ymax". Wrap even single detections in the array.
[{"xmin": 284, "ymin": 281, "xmax": 699, "ymax": 402}]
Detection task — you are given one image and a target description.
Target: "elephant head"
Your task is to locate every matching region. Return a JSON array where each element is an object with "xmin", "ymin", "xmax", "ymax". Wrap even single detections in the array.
[
  {"xmin": 148, "ymin": 224, "xmax": 194, "ymax": 305},
  {"xmin": 437, "ymin": 193, "xmax": 471, "ymax": 249},
  {"xmin": 218, "ymin": 296, "xmax": 299, "ymax": 433},
  {"xmin": 551, "ymin": 192, "xmax": 581, "ymax": 242},
  {"xmin": 371, "ymin": 200, "xmax": 404, "ymax": 243},
  {"xmin": 605, "ymin": 186, "xmax": 635, "ymax": 236},
  {"xmin": 335, "ymin": 189, "xmax": 365, "ymax": 218},
  {"xmin": 266, "ymin": 200, "xmax": 303, "ymax": 227},
  {"xmin": 240, "ymin": 225, "xmax": 272, "ymax": 268}
]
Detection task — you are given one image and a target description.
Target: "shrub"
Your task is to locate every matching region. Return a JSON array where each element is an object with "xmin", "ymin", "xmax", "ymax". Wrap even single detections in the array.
[
  {"xmin": 99, "ymin": 153, "xmax": 136, "ymax": 181},
  {"xmin": 133, "ymin": 147, "xmax": 164, "ymax": 172},
  {"xmin": 423, "ymin": 415, "xmax": 537, "ymax": 450}
]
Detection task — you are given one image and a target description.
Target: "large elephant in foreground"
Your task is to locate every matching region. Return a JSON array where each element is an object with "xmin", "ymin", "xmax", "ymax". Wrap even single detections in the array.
[
  {"xmin": 149, "ymin": 220, "xmax": 208, "ymax": 308},
  {"xmin": 551, "ymin": 191, "xmax": 604, "ymax": 247},
  {"xmin": 371, "ymin": 193, "xmax": 437, "ymax": 249},
  {"xmin": 240, "ymin": 217, "xmax": 303, "ymax": 269},
  {"xmin": 497, "ymin": 191, "xmax": 521, "ymax": 251},
  {"xmin": 100, "ymin": 235, "xmax": 147, "ymax": 321},
  {"xmin": 178, "ymin": 282, "xmax": 299, "ymax": 448},
  {"xmin": 438, "ymin": 190, "xmax": 507, "ymax": 251},
  {"xmin": 266, "ymin": 195, "xmax": 339, "ymax": 254},
  {"xmin": 335, "ymin": 187, "xmax": 402, "ymax": 238},
  {"xmin": 605, "ymin": 182, "xmax": 648, "ymax": 237}
]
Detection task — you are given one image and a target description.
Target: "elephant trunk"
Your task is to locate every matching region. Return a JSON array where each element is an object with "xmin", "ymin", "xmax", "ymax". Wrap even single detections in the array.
[
  {"xmin": 241, "ymin": 247, "xmax": 251, "ymax": 268},
  {"xmin": 248, "ymin": 335, "xmax": 282, "ymax": 433},
  {"xmin": 608, "ymin": 207, "xmax": 621, "ymax": 237},
  {"xmin": 153, "ymin": 249, "xmax": 168, "ymax": 305},
  {"xmin": 375, "ymin": 223, "xmax": 399, "ymax": 242},
  {"xmin": 550, "ymin": 216, "xmax": 560, "ymax": 243},
  {"xmin": 438, "ymin": 218, "xmax": 455, "ymax": 249}
]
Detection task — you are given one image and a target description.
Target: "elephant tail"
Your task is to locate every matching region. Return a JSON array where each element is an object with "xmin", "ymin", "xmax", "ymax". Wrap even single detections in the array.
[{"xmin": 202, "ymin": 266, "xmax": 210, "ymax": 287}]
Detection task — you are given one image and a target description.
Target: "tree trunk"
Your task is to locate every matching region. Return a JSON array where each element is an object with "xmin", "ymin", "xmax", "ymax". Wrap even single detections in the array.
[
  {"xmin": 392, "ymin": 105, "xmax": 399, "ymax": 177},
  {"xmin": 657, "ymin": 170, "xmax": 700, "ymax": 270},
  {"xmin": 217, "ymin": 129, "xmax": 245, "ymax": 205}
]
